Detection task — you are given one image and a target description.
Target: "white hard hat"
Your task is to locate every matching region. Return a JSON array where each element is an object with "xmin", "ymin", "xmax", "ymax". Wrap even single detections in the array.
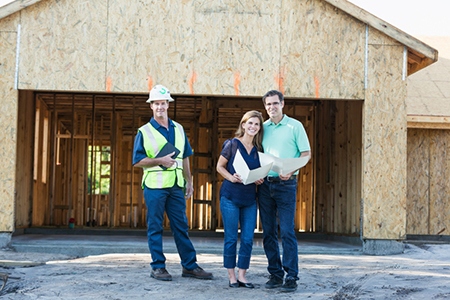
[{"xmin": 146, "ymin": 84, "xmax": 174, "ymax": 103}]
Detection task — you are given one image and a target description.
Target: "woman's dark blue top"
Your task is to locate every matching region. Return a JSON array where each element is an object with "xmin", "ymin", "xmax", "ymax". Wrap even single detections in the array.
[{"xmin": 219, "ymin": 138, "xmax": 261, "ymax": 207}]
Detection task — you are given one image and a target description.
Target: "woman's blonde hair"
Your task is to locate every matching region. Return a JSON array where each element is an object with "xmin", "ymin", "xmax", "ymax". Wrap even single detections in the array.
[{"xmin": 235, "ymin": 110, "xmax": 264, "ymax": 152}]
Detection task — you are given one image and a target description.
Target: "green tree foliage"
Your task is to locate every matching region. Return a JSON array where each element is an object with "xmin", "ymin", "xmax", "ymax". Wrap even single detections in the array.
[{"xmin": 88, "ymin": 146, "xmax": 110, "ymax": 195}]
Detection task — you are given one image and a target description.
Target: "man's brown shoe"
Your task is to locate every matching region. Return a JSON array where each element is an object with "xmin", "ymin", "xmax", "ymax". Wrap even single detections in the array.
[
  {"xmin": 182, "ymin": 266, "xmax": 213, "ymax": 280},
  {"xmin": 151, "ymin": 268, "xmax": 172, "ymax": 281}
]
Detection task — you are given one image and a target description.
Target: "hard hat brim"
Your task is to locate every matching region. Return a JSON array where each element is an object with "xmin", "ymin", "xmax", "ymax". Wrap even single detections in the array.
[{"xmin": 146, "ymin": 97, "xmax": 174, "ymax": 103}]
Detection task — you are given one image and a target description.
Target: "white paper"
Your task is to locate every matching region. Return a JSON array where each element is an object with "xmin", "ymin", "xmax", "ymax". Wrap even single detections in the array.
[
  {"xmin": 258, "ymin": 152, "xmax": 309, "ymax": 175},
  {"xmin": 232, "ymin": 149, "xmax": 273, "ymax": 185}
]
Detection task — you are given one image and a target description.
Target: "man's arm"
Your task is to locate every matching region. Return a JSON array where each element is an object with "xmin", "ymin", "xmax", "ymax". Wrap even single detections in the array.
[
  {"xmin": 279, "ymin": 150, "xmax": 311, "ymax": 180},
  {"xmin": 278, "ymin": 121, "xmax": 311, "ymax": 180},
  {"xmin": 133, "ymin": 130, "xmax": 177, "ymax": 169},
  {"xmin": 182, "ymin": 157, "xmax": 194, "ymax": 199},
  {"xmin": 134, "ymin": 152, "xmax": 176, "ymax": 169},
  {"xmin": 300, "ymin": 150, "xmax": 311, "ymax": 160}
]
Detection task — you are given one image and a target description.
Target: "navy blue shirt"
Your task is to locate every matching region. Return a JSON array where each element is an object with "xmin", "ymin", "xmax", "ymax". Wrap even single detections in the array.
[
  {"xmin": 219, "ymin": 138, "xmax": 261, "ymax": 207},
  {"xmin": 132, "ymin": 118, "xmax": 193, "ymax": 165}
]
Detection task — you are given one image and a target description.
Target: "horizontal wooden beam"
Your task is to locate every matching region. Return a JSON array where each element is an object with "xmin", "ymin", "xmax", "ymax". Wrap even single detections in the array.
[
  {"xmin": 407, "ymin": 115, "xmax": 450, "ymax": 130},
  {"xmin": 193, "ymin": 199, "xmax": 212, "ymax": 205},
  {"xmin": 193, "ymin": 169, "xmax": 213, "ymax": 174},
  {"xmin": 56, "ymin": 134, "xmax": 111, "ymax": 140},
  {"xmin": 194, "ymin": 152, "xmax": 213, "ymax": 158}
]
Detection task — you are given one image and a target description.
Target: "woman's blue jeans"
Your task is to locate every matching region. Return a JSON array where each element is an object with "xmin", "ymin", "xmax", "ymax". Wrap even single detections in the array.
[
  {"xmin": 220, "ymin": 196, "xmax": 257, "ymax": 270},
  {"xmin": 258, "ymin": 179, "xmax": 299, "ymax": 280}
]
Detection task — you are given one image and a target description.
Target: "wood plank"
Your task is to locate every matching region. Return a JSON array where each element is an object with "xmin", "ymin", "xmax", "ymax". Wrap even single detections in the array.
[
  {"xmin": 14, "ymin": 91, "xmax": 34, "ymax": 228},
  {"xmin": 429, "ymin": 130, "xmax": 450, "ymax": 234},
  {"xmin": 0, "ymin": 0, "xmax": 42, "ymax": 20},
  {"xmin": 408, "ymin": 116, "xmax": 450, "ymax": 130},
  {"xmin": 282, "ymin": 0, "xmax": 365, "ymax": 100},
  {"xmin": 362, "ymin": 30, "xmax": 407, "ymax": 239},
  {"xmin": 406, "ymin": 129, "xmax": 430, "ymax": 234}
]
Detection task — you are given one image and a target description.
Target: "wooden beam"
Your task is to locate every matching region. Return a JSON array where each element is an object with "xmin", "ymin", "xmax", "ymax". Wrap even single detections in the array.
[
  {"xmin": 0, "ymin": 0, "xmax": 43, "ymax": 19},
  {"xmin": 408, "ymin": 115, "xmax": 450, "ymax": 130}
]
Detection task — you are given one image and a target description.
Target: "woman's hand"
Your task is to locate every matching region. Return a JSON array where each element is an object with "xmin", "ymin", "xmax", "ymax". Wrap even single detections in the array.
[{"xmin": 229, "ymin": 173, "xmax": 243, "ymax": 184}]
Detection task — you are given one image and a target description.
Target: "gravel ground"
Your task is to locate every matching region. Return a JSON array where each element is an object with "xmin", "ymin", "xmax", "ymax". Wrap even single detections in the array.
[{"xmin": 1, "ymin": 243, "xmax": 450, "ymax": 299}]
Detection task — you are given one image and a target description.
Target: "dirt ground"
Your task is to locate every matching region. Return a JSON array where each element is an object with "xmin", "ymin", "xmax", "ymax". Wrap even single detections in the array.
[{"xmin": 1, "ymin": 243, "xmax": 450, "ymax": 299}]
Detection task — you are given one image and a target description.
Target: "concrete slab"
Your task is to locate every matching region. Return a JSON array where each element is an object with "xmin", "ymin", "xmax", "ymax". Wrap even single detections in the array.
[
  {"xmin": 0, "ymin": 233, "xmax": 11, "ymax": 248},
  {"xmin": 9, "ymin": 233, "xmax": 363, "ymax": 257}
]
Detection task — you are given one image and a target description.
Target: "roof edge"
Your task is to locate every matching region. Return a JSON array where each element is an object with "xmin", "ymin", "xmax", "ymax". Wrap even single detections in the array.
[
  {"xmin": 0, "ymin": 0, "xmax": 43, "ymax": 20},
  {"xmin": 325, "ymin": 0, "xmax": 438, "ymax": 73}
]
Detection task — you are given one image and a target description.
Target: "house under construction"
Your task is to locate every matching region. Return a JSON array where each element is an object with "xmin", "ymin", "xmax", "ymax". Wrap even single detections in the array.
[{"xmin": 0, "ymin": 0, "xmax": 441, "ymax": 254}]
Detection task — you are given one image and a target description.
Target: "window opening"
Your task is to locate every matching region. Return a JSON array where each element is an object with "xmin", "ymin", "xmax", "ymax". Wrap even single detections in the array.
[{"xmin": 87, "ymin": 145, "xmax": 111, "ymax": 226}]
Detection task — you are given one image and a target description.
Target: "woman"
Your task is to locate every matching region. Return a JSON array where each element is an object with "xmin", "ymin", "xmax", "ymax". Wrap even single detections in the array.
[{"xmin": 216, "ymin": 110, "xmax": 265, "ymax": 289}]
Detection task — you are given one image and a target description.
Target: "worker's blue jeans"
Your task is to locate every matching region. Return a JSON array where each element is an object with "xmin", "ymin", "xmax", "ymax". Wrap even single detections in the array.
[
  {"xmin": 257, "ymin": 179, "xmax": 299, "ymax": 280},
  {"xmin": 220, "ymin": 196, "xmax": 257, "ymax": 270},
  {"xmin": 144, "ymin": 186, "xmax": 198, "ymax": 270}
]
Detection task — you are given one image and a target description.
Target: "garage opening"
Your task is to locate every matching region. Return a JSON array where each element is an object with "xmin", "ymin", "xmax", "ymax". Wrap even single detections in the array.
[{"xmin": 15, "ymin": 90, "xmax": 361, "ymax": 236}]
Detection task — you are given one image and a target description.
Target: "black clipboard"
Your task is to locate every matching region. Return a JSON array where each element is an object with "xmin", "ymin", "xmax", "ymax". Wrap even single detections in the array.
[{"xmin": 156, "ymin": 142, "xmax": 180, "ymax": 170}]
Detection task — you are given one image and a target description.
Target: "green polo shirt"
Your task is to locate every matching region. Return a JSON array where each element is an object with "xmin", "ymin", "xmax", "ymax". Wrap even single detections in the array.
[{"xmin": 262, "ymin": 114, "xmax": 311, "ymax": 176}]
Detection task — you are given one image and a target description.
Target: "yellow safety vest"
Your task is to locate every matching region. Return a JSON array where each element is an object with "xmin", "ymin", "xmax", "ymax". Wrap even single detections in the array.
[{"xmin": 139, "ymin": 121, "xmax": 185, "ymax": 189}]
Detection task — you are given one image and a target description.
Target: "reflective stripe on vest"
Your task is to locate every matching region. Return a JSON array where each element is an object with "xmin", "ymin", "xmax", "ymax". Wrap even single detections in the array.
[{"xmin": 139, "ymin": 121, "xmax": 185, "ymax": 189}]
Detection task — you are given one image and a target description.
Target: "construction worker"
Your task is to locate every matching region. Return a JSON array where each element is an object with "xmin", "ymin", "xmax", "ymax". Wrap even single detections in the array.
[{"xmin": 133, "ymin": 84, "xmax": 213, "ymax": 281}]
